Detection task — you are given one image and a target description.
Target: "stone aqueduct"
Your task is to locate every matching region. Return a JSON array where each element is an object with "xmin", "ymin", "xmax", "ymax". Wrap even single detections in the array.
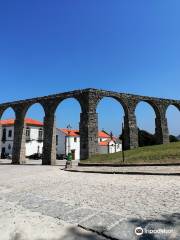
[{"xmin": 0, "ymin": 88, "xmax": 179, "ymax": 165}]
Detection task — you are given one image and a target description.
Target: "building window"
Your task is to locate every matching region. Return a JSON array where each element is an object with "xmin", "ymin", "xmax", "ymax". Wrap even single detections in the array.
[
  {"xmin": 8, "ymin": 130, "xmax": 12, "ymax": 138},
  {"xmin": 8, "ymin": 144, "xmax": 11, "ymax": 150},
  {"xmin": 74, "ymin": 137, "xmax": 77, "ymax": 142},
  {"xmin": 26, "ymin": 127, "xmax": 30, "ymax": 141},
  {"xmin": 26, "ymin": 127, "xmax": 30, "ymax": 137},
  {"xmin": 2, "ymin": 128, "xmax": 6, "ymax": 142},
  {"xmin": 56, "ymin": 135, "xmax": 58, "ymax": 145},
  {"xmin": 38, "ymin": 128, "xmax": 43, "ymax": 141}
]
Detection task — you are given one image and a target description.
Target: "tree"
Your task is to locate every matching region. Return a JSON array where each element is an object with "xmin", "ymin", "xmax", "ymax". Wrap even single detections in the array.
[
  {"xmin": 169, "ymin": 135, "xmax": 178, "ymax": 142},
  {"xmin": 120, "ymin": 129, "xmax": 157, "ymax": 147},
  {"xmin": 138, "ymin": 129, "xmax": 156, "ymax": 147}
]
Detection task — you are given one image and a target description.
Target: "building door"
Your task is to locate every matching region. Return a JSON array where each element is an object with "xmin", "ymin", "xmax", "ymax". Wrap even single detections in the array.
[
  {"xmin": 71, "ymin": 150, "xmax": 75, "ymax": 160},
  {"xmin": 1, "ymin": 147, "xmax": 6, "ymax": 159}
]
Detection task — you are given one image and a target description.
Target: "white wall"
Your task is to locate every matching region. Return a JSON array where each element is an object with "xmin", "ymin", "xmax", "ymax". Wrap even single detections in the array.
[
  {"xmin": 26, "ymin": 141, "xmax": 43, "ymax": 156},
  {"xmin": 98, "ymin": 141, "xmax": 122, "ymax": 155},
  {"xmin": 115, "ymin": 143, "xmax": 122, "ymax": 152},
  {"xmin": 1, "ymin": 126, "xmax": 14, "ymax": 155},
  {"xmin": 25, "ymin": 126, "xmax": 44, "ymax": 156},
  {"xmin": 65, "ymin": 136, "xmax": 80, "ymax": 160},
  {"xmin": 108, "ymin": 141, "xmax": 122, "ymax": 153},
  {"xmin": 56, "ymin": 130, "xmax": 80, "ymax": 160},
  {"xmin": 1, "ymin": 140, "xmax": 13, "ymax": 155},
  {"xmin": 1, "ymin": 125, "xmax": 43, "ymax": 157}
]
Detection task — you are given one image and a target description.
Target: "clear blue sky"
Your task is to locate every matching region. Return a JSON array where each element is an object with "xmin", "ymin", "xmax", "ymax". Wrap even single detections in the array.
[{"xmin": 0, "ymin": 0, "xmax": 180, "ymax": 135}]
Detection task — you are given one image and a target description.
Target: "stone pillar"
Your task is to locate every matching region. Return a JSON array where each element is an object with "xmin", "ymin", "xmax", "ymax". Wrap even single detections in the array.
[
  {"xmin": 42, "ymin": 113, "xmax": 56, "ymax": 165},
  {"xmin": 12, "ymin": 113, "xmax": 26, "ymax": 164},
  {"xmin": 123, "ymin": 111, "xmax": 138, "ymax": 150},
  {"xmin": 155, "ymin": 116, "xmax": 169, "ymax": 144},
  {"xmin": 79, "ymin": 112, "xmax": 98, "ymax": 160}
]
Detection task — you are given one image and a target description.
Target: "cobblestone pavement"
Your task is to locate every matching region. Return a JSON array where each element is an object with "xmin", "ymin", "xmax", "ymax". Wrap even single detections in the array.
[{"xmin": 0, "ymin": 164, "xmax": 179, "ymax": 240}]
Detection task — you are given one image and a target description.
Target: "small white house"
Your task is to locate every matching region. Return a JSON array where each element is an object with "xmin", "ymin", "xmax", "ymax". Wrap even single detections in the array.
[
  {"xmin": 97, "ymin": 131, "xmax": 122, "ymax": 154},
  {"xmin": 56, "ymin": 128, "xmax": 80, "ymax": 160},
  {"xmin": 0, "ymin": 118, "xmax": 44, "ymax": 158},
  {"xmin": 98, "ymin": 139, "xmax": 122, "ymax": 154}
]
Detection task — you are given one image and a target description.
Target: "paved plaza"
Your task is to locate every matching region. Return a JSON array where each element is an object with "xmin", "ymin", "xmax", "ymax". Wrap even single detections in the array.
[{"xmin": 0, "ymin": 161, "xmax": 179, "ymax": 240}]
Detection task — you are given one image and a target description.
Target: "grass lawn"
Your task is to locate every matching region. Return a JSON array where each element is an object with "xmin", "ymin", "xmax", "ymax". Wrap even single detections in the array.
[{"xmin": 81, "ymin": 142, "xmax": 180, "ymax": 164}]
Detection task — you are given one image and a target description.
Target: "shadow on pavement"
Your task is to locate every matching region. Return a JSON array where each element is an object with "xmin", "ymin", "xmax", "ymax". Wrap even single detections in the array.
[
  {"xmin": 128, "ymin": 212, "xmax": 180, "ymax": 240},
  {"xmin": 10, "ymin": 226, "xmax": 105, "ymax": 240},
  {"xmin": 8, "ymin": 213, "xmax": 180, "ymax": 240}
]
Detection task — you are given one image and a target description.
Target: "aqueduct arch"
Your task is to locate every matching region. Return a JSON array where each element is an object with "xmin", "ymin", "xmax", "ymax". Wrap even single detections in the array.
[
  {"xmin": 166, "ymin": 104, "xmax": 180, "ymax": 137},
  {"xmin": 0, "ymin": 88, "xmax": 179, "ymax": 165},
  {"xmin": 96, "ymin": 96, "xmax": 126, "ymax": 136},
  {"xmin": 134, "ymin": 99, "xmax": 168, "ymax": 145},
  {"xmin": 54, "ymin": 97, "xmax": 82, "ymax": 162}
]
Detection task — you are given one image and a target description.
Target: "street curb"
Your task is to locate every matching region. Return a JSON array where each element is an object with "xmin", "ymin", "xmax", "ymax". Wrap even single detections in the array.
[
  {"xmin": 78, "ymin": 162, "xmax": 180, "ymax": 167},
  {"xmin": 64, "ymin": 169, "xmax": 180, "ymax": 176}
]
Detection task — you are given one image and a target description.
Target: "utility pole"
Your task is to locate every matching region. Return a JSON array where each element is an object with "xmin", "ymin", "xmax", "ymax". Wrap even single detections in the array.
[
  {"xmin": 67, "ymin": 124, "xmax": 72, "ymax": 155},
  {"xmin": 122, "ymin": 122, "xmax": 125, "ymax": 163},
  {"xmin": 65, "ymin": 124, "xmax": 72, "ymax": 169}
]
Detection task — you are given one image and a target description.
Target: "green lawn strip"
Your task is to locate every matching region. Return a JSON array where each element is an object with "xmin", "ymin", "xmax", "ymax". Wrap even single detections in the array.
[{"xmin": 81, "ymin": 142, "xmax": 180, "ymax": 164}]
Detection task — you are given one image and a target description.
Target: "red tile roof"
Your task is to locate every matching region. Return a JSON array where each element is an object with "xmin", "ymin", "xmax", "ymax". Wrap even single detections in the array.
[
  {"xmin": 0, "ymin": 119, "xmax": 15, "ymax": 125},
  {"xmin": 98, "ymin": 139, "xmax": 116, "ymax": 146},
  {"xmin": 60, "ymin": 128, "xmax": 79, "ymax": 137},
  {"xmin": 98, "ymin": 131, "xmax": 111, "ymax": 138},
  {"xmin": 98, "ymin": 141, "xmax": 110, "ymax": 146},
  {"xmin": 59, "ymin": 129, "xmax": 113, "ymax": 139},
  {"xmin": 0, "ymin": 118, "xmax": 43, "ymax": 126}
]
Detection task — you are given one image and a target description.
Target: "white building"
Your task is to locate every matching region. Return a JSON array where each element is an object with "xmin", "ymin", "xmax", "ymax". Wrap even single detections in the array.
[
  {"xmin": 0, "ymin": 118, "xmax": 44, "ymax": 158},
  {"xmin": 0, "ymin": 118, "xmax": 122, "ymax": 160},
  {"xmin": 56, "ymin": 128, "xmax": 80, "ymax": 160}
]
